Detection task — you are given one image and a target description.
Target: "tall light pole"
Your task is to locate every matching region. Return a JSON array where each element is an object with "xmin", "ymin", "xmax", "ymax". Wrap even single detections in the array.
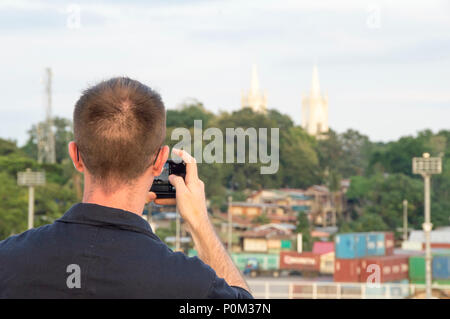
[
  {"xmin": 227, "ymin": 196, "xmax": 232, "ymax": 253},
  {"xmin": 17, "ymin": 168, "xmax": 46, "ymax": 229},
  {"xmin": 402, "ymin": 199, "xmax": 408, "ymax": 242},
  {"xmin": 37, "ymin": 68, "xmax": 56, "ymax": 164},
  {"xmin": 412, "ymin": 153, "xmax": 442, "ymax": 299}
]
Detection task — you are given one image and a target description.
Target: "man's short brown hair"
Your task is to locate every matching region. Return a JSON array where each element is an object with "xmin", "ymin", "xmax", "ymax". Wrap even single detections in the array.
[{"xmin": 73, "ymin": 77, "xmax": 166, "ymax": 191}]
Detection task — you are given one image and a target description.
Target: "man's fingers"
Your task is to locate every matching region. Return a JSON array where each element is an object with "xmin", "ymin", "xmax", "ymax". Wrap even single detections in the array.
[
  {"xmin": 172, "ymin": 148, "xmax": 198, "ymax": 183},
  {"xmin": 172, "ymin": 148, "xmax": 196, "ymax": 163},
  {"xmin": 154, "ymin": 198, "xmax": 177, "ymax": 206},
  {"xmin": 148, "ymin": 191, "xmax": 176, "ymax": 205},
  {"xmin": 169, "ymin": 174, "xmax": 188, "ymax": 193}
]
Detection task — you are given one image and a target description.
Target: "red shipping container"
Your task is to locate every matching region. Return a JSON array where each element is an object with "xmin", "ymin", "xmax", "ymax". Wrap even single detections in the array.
[
  {"xmin": 279, "ymin": 251, "xmax": 320, "ymax": 272},
  {"xmin": 334, "ymin": 258, "xmax": 361, "ymax": 282},
  {"xmin": 384, "ymin": 232, "xmax": 395, "ymax": 255},
  {"xmin": 360, "ymin": 255, "xmax": 409, "ymax": 283}
]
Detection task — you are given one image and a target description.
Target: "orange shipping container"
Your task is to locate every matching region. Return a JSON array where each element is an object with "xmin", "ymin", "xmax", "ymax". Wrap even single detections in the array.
[
  {"xmin": 334, "ymin": 258, "xmax": 361, "ymax": 282},
  {"xmin": 360, "ymin": 255, "xmax": 409, "ymax": 283}
]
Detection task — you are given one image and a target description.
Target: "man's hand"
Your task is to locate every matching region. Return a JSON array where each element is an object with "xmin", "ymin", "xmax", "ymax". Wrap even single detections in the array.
[
  {"xmin": 148, "ymin": 148, "xmax": 250, "ymax": 293},
  {"xmin": 145, "ymin": 148, "xmax": 210, "ymax": 232},
  {"xmin": 166, "ymin": 148, "xmax": 210, "ymax": 233}
]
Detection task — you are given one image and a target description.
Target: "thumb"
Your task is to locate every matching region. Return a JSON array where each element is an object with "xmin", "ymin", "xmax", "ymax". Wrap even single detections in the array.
[
  {"xmin": 169, "ymin": 174, "xmax": 188, "ymax": 193},
  {"xmin": 146, "ymin": 191, "xmax": 157, "ymax": 204}
]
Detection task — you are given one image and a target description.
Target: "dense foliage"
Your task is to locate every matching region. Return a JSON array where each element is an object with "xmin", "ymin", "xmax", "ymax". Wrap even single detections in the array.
[{"xmin": 0, "ymin": 104, "xmax": 448, "ymax": 240}]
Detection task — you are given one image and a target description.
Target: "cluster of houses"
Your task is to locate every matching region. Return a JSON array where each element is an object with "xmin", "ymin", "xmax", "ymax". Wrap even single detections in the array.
[
  {"xmin": 217, "ymin": 182, "xmax": 349, "ymax": 253},
  {"xmin": 146, "ymin": 181, "xmax": 350, "ymax": 254}
]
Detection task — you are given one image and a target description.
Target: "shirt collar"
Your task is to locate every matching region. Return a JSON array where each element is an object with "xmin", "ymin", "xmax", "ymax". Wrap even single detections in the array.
[{"xmin": 57, "ymin": 203, "xmax": 154, "ymax": 237}]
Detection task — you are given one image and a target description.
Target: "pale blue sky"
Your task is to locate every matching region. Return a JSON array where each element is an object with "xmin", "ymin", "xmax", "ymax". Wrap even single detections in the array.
[{"xmin": 0, "ymin": 0, "xmax": 449, "ymax": 145}]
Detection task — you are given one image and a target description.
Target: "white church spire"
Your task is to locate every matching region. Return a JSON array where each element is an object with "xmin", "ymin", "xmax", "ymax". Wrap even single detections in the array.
[
  {"xmin": 301, "ymin": 64, "xmax": 329, "ymax": 137},
  {"xmin": 241, "ymin": 64, "xmax": 267, "ymax": 113},
  {"xmin": 250, "ymin": 64, "xmax": 260, "ymax": 94}
]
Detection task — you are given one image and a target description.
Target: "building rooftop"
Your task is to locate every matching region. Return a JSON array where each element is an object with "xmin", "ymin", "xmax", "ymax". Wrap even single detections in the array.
[
  {"xmin": 231, "ymin": 201, "xmax": 283, "ymax": 208},
  {"xmin": 241, "ymin": 223, "xmax": 292, "ymax": 239},
  {"xmin": 312, "ymin": 241, "xmax": 334, "ymax": 254}
]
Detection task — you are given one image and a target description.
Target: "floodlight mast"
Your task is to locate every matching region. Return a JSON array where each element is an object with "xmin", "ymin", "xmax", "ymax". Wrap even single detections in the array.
[
  {"xmin": 17, "ymin": 168, "xmax": 46, "ymax": 229},
  {"xmin": 412, "ymin": 153, "xmax": 442, "ymax": 299}
]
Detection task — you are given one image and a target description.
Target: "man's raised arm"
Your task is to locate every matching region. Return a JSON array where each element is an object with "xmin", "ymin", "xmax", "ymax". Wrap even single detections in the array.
[{"xmin": 168, "ymin": 148, "xmax": 250, "ymax": 293}]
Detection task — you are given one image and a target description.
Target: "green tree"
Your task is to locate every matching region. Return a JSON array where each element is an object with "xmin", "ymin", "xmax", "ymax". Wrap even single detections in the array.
[
  {"xmin": 0, "ymin": 139, "xmax": 23, "ymax": 156},
  {"xmin": 368, "ymin": 134, "xmax": 427, "ymax": 176},
  {"xmin": 21, "ymin": 116, "xmax": 74, "ymax": 164},
  {"xmin": 166, "ymin": 101, "xmax": 215, "ymax": 128},
  {"xmin": 345, "ymin": 173, "xmax": 425, "ymax": 231},
  {"xmin": 339, "ymin": 129, "xmax": 373, "ymax": 177},
  {"xmin": 279, "ymin": 126, "xmax": 321, "ymax": 188},
  {"xmin": 0, "ymin": 171, "xmax": 28, "ymax": 238}
]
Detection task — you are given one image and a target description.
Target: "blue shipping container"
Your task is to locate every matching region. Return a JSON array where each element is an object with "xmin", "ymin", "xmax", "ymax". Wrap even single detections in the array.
[
  {"xmin": 366, "ymin": 233, "xmax": 378, "ymax": 256},
  {"xmin": 432, "ymin": 255, "xmax": 450, "ymax": 279},
  {"xmin": 356, "ymin": 233, "xmax": 367, "ymax": 257},
  {"xmin": 367, "ymin": 232, "xmax": 386, "ymax": 256},
  {"xmin": 335, "ymin": 233, "xmax": 367, "ymax": 259}
]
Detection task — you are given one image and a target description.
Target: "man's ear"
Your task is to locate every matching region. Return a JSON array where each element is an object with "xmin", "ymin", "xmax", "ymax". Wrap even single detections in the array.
[
  {"xmin": 68, "ymin": 141, "xmax": 84, "ymax": 173},
  {"xmin": 152, "ymin": 145, "xmax": 170, "ymax": 177}
]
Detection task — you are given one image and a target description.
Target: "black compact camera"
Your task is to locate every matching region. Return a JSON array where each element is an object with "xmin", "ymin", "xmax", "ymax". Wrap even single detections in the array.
[{"xmin": 150, "ymin": 160, "xmax": 186, "ymax": 198}]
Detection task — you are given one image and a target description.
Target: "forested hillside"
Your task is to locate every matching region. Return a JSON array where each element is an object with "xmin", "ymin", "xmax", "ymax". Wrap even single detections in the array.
[{"xmin": 0, "ymin": 102, "xmax": 448, "ymax": 239}]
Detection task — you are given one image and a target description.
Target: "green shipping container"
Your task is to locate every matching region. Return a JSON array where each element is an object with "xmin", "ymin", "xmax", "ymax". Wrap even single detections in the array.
[
  {"xmin": 410, "ymin": 277, "xmax": 425, "ymax": 285},
  {"xmin": 409, "ymin": 252, "xmax": 450, "ymax": 284},
  {"xmin": 231, "ymin": 253, "xmax": 280, "ymax": 271},
  {"xmin": 409, "ymin": 256, "xmax": 426, "ymax": 281}
]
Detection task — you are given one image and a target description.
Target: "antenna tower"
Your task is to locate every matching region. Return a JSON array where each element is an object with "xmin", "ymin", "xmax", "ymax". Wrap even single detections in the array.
[{"xmin": 37, "ymin": 67, "xmax": 56, "ymax": 164}]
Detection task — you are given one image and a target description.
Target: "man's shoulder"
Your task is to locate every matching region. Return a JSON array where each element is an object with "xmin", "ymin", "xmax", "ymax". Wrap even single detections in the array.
[
  {"xmin": 0, "ymin": 224, "xmax": 53, "ymax": 252},
  {"xmin": 0, "ymin": 224, "xmax": 57, "ymax": 284}
]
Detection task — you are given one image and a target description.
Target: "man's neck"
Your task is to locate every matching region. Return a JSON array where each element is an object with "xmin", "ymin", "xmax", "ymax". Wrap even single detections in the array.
[{"xmin": 82, "ymin": 184, "xmax": 147, "ymax": 216}]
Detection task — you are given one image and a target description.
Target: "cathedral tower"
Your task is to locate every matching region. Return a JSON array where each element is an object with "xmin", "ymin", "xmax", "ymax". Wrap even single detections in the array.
[
  {"xmin": 241, "ymin": 64, "xmax": 267, "ymax": 113},
  {"xmin": 301, "ymin": 65, "xmax": 329, "ymax": 137}
]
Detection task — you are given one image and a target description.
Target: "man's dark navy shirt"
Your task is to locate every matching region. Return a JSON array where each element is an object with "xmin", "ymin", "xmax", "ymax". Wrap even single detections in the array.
[{"xmin": 0, "ymin": 203, "xmax": 253, "ymax": 299}]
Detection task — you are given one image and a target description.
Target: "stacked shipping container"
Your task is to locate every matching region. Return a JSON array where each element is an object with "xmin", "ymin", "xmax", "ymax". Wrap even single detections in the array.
[
  {"xmin": 334, "ymin": 259, "xmax": 361, "ymax": 282},
  {"xmin": 335, "ymin": 232, "xmax": 450, "ymax": 285},
  {"xmin": 335, "ymin": 233, "xmax": 367, "ymax": 259},
  {"xmin": 334, "ymin": 231, "xmax": 407, "ymax": 283},
  {"xmin": 433, "ymin": 255, "xmax": 450, "ymax": 282},
  {"xmin": 359, "ymin": 255, "xmax": 409, "ymax": 283},
  {"xmin": 408, "ymin": 255, "xmax": 425, "ymax": 284},
  {"xmin": 409, "ymin": 252, "xmax": 450, "ymax": 285},
  {"xmin": 335, "ymin": 232, "xmax": 394, "ymax": 260},
  {"xmin": 335, "ymin": 255, "xmax": 409, "ymax": 283}
]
